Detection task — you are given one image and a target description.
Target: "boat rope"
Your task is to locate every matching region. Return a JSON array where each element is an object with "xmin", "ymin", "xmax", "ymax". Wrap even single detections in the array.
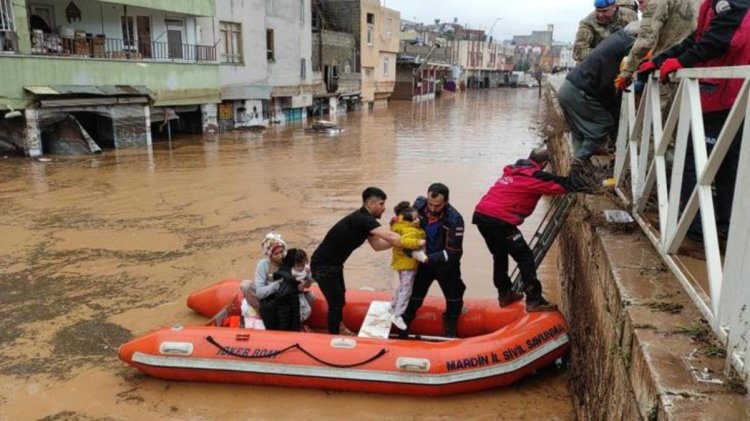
[{"xmin": 205, "ymin": 336, "xmax": 388, "ymax": 368}]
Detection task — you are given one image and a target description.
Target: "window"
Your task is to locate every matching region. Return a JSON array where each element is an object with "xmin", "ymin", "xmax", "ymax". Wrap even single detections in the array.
[
  {"xmin": 266, "ymin": 29, "xmax": 275, "ymax": 61},
  {"xmin": 1, "ymin": 0, "xmax": 16, "ymax": 31},
  {"xmin": 367, "ymin": 26, "xmax": 373, "ymax": 46},
  {"xmin": 220, "ymin": 21, "xmax": 242, "ymax": 64},
  {"xmin": 386, "ymin": 17, "xmax": 392, "ymax": 38},
  {"xmin": 0, "ymin": 0, "xmax": 16, "ymax": 52},
  {"xmin": 300, "ymin": 58, "xmax": 306, "ymax": 80},
  {"xmin": 366, "ymin": 13, "xmax": 374, "ymax": 24},
  {"xmin": 121, "ymin": 16, "xmax": 135, "ymax": 47},
  {"xmin": 312, "ymin": 11, "xmax": 320, "ymax": 31},
  {"xmin": 300, "ymin": 0, "xmax": 305, "ymax": 23},
  {"xmin": 383, "ymin": 57, "xmax": 389, "ymax": 76}
]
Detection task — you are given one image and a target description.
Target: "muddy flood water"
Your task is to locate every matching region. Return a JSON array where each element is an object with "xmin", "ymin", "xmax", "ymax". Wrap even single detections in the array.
[{"xmin": 0, "ymin": 88, "xmax": 572, "ymax": 420}]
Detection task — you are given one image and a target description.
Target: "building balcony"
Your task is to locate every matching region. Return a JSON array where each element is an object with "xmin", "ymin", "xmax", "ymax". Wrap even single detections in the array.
[
  {"xmin": 1, "ymin": 54, "xmax": 220, "ymax": 109},
  {"xmin": 14, "ymin": 0, "xmax": 217, "ymax": 62},
  {"xmin": 29, "ymin": 32, "xmax": 215, "ymax": 62}
]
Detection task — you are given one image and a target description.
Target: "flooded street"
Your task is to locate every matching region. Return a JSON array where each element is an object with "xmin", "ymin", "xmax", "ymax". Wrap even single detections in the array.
[{"xmin": 0, "ymin": 88, "xmax": 572, "ymax": 420}]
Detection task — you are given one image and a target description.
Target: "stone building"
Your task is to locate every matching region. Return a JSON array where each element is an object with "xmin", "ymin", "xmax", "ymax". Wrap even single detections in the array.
[
  {"xmin": 311, "ymin": 0, "xmax": 360, "ymax": 114},
  {"xmin": 316, "ymin": 0, "xmax": 400, "ymax": 109}
]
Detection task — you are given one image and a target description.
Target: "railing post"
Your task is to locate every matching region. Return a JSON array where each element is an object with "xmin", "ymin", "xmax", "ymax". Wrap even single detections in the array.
[
  {"xmin": 718, "ymin": 90, "xmax": 750, "ymax": 388},
  {"xmin": 611, "ymin": 90, "xmax": 630, "ymax": 190},
  {"xmin": 664, "ymin": 79, "xmax": 693, "ymax": 249}
]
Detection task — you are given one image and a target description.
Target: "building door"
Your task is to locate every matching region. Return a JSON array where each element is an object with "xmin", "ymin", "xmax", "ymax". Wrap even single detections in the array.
[
  {"xmin": 165, "ymin": 19, "xmax": 183, "ymax": 59},
  {"xmin": 136, "ymin": 16, "xmax": 151, "ymax": 58}
]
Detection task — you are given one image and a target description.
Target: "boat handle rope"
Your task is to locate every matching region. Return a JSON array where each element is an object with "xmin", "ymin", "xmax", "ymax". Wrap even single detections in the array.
[{"xmin": 205, "ymin": 335, "xmax": 388, "ymax": 368}]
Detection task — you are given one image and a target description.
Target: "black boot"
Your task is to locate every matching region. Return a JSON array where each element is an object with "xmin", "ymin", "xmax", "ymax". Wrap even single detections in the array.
[
  {"xmin": 442, "ymin": 315, "xmax": 458, "ymax": 338},
  {"xmin": 526, "ymin": 296, "xmax": 558, "ymax": 312},
  {"xmin": 498, "ymin": 289, "xmax": 524, "ymax": 307}
]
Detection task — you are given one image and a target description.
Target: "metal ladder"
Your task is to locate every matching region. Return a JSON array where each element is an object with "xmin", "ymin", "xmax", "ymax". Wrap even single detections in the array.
[{"xmin": 511, "ymin": 193, "xmax": 577, "ymax": 291}]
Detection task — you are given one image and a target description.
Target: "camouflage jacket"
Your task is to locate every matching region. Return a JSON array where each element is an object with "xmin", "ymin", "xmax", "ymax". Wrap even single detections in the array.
[
  {"xmin": 623, "ymin": 0, "xmax": 701, "ymax": 75},
  {"xmin": 617, "ymin": 0, "xmax": 640, "ymax": 13},
  {"xmin": 574, "ymin": 7, "xmax": 639, "ymax": 62}
]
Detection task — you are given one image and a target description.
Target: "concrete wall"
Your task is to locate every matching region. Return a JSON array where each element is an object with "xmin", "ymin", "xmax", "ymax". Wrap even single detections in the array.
[
  {"xmin": 0, "ymin": 55, "xmax": 220, "ymax": 108},
  {"xmin": 266, "ymin": 0, "xmax": 311, "ymax": 88},
  {"xmin": 337, "ymin": 72, "xmax": 360, "ymax": 94},
  {"xmin": 311, "ymin": 30, "xmax": 359, "ymax": 95},
  {"xmin": 542, "ymin": 80, "xmax": 750, "ymax": 419},
  {"xmin": 311, "ymin": 30, "xmax": 355, "ymax": 74},
  {"xmin": 211, "ymin": 0, "xmax": 266, "ymax": 96},
  {"xmin": 106, "ymin": 0, "xmax": 215, "ymax": 16},
  {"xmin": 322, "ymin": 0, "xmax": 360, "ymax": 66}
]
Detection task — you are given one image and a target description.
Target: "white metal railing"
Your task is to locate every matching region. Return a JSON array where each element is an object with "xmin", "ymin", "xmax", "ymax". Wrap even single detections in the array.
[
  {"xmin": 0, "ymin": 0, "xmax": 14, "ymax": 32},
  {"xmin": 613, "ymin": 66, "xmax": 750, "ymax": 387}
]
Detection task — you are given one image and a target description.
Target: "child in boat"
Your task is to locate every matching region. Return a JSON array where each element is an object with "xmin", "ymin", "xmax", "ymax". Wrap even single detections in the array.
[
  {"xmin": 390, "ymin": 201, "xmax": 427, "ymax": 330},
  {"xmin": 290, "ymin": 249, "xmax": 316, "ymax": 330}
]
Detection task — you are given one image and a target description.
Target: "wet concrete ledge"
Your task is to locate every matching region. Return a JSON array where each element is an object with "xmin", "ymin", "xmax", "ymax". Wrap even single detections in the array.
[{"xmin": 542, "ymin": 81, "xmax": 750, "ymax": 420}]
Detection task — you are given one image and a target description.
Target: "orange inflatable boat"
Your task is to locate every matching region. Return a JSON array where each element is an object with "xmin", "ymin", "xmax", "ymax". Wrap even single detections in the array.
[{"xmin": 119, "ymin": 279, "xmax": 570, "ymax": 396}]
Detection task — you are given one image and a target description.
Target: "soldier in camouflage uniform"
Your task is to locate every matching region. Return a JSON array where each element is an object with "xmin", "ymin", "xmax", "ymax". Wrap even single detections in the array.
[
  {"xmin": 574, "ymin": 0, "xmax": 639, "ymax": 62},
  {"xmin": 616, "ymin": 0, "xmax": 701, "ymax": 92}
]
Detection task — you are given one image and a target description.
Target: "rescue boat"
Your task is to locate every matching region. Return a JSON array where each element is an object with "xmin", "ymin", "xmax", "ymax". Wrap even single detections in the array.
[{"xmin": 119, "ymin": 279, "xmax": 570, "ymax": 396}]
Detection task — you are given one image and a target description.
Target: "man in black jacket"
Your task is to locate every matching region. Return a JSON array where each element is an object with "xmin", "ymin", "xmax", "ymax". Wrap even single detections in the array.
[
  {"xmin": 559, "ymin": 21, "xmax": 640, "ymax": 161},
  {"xmin": 399, "ymin": 183, "xmax": 466, "ymax": 338}
]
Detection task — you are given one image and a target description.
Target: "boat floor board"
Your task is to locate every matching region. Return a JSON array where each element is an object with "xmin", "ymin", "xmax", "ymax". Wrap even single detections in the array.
[{"xmin": 358, "ymin": 301, "xmax": 393, "ymax": 339}]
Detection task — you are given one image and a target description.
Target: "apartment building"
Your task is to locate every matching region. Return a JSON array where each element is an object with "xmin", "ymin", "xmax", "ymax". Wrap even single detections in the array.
[
  {"xmin": 451, "ymin": 31, "xmax": 514, "ymax": 89},
  {"xmin": 0, "ymin": 0, "xmax": 220, "ymax": 156},
  {"xmin": 206, "ymin": 0, "xmax": 319, "ymax": 128},
  {"xmin": 318, "ymin": 0, "xmax": 400, "ymax": 110}
]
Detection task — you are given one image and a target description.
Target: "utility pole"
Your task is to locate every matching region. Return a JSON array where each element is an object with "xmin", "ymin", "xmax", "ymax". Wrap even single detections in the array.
[{"xmin": 488, "ymin": 17, "xmax": 502, "ymax": 40}]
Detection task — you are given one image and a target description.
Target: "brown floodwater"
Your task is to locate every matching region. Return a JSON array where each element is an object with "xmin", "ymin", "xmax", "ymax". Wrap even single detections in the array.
[{"xmin": 0, "ymin": 88, "xmax": 572, "ymax": 420}]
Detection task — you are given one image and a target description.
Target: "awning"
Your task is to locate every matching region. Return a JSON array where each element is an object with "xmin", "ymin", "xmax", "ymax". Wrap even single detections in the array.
[
  {"xmin": 25, "ymin": 85, "xmax": 153, "ymax": 97},
  {"xmin": 25, "ymin": 85, "xmax": 153, "ymax": 108}
]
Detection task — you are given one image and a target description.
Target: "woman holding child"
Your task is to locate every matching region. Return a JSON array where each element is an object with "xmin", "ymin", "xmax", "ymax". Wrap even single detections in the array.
[{"xmin": 244, "ymin": 232, "xmax": 315, "ymax": 331}]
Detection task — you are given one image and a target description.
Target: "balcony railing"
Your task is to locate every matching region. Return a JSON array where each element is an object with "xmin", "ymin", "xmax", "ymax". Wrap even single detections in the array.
[
  {"xmin": 0, "ymin": 30, "xmax": 17, "ymax": 52},
  {"xmin": 30, "ymin": 32, "xmax": 215, "ymax": 62}
]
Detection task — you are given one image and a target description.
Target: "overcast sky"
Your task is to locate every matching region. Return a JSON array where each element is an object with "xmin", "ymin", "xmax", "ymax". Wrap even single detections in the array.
[{"xmin": 385, "ymin": 0, "xmax": 594, "ymax": 43}]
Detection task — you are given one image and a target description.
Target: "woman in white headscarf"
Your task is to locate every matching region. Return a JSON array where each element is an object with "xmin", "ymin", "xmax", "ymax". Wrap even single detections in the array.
[{"xmin": 253, "ymin": 232, "xmax": 288, "ymax": 299}]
